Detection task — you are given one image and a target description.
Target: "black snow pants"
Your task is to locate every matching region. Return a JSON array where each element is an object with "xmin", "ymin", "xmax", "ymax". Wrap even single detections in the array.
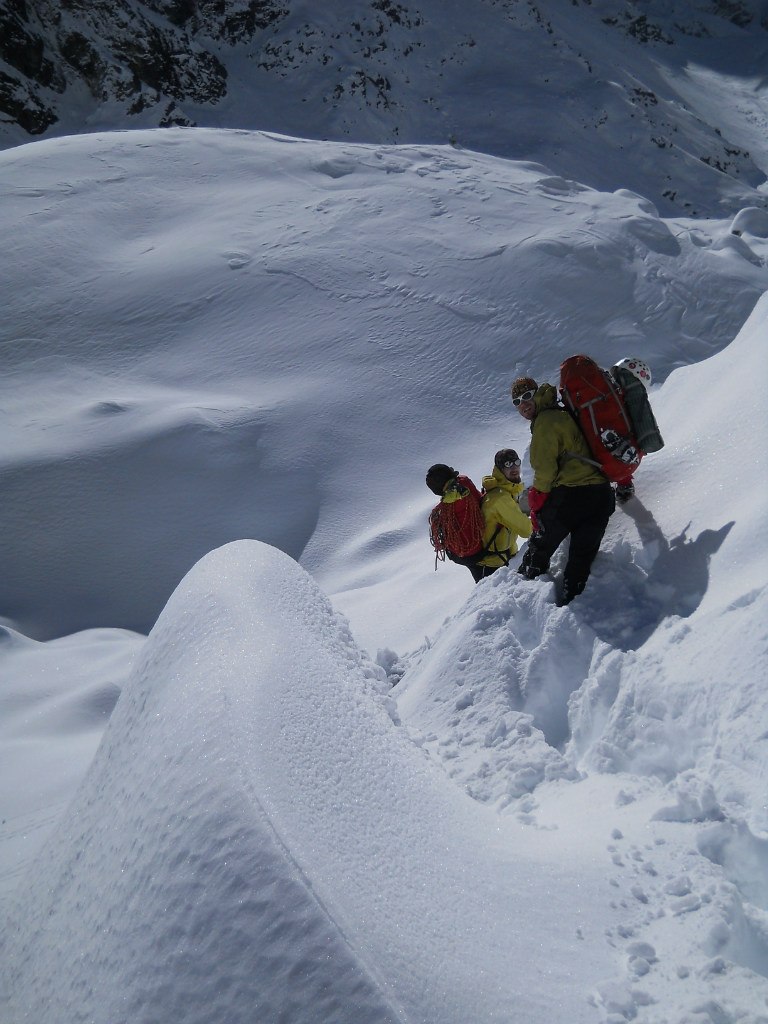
[{"xmin": 519, "ymin": 482, "xmax": 615, "ymax": 601}]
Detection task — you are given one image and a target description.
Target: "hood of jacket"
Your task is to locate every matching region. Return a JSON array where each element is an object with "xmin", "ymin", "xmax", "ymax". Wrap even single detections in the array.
[
  {"xmin": 533, "ymin": 382, "xmax": 559, "ymax": 416},
  {"xmin": 440, "ymin": 475, "xmax": 473, "ymax": 504},
  {"xmin": 481, "ymin": 467, "xmax": 525, "ymax": 497}
]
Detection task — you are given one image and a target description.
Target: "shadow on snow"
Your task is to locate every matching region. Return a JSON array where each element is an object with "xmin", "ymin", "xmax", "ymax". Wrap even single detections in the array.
[{"xmin": 571, "ymin": 500, "xmax": 733, "ymax": 652}]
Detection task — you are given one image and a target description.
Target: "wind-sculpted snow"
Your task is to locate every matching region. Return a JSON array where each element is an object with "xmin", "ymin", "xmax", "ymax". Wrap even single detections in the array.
[
  {"xmin": 0, "ymin": 626, "xmax": 142, "ymax": 908},
  {"xmin": 2, "ymin": 0, "xmax": 767, "ymax": 219},
  {"xmin": 1, "ymin": 130, "xmax": 767, "ymax": 649},
  {"xmin": 0, "ymin": 541, "xmax": 618, "ymax": 1024},
  {"xmin": 570, "ymin": 294, "xmax": 768, "ymax": 836}
]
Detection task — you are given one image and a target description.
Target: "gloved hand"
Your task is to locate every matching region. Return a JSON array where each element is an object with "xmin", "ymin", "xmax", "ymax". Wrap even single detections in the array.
[{"xmin": 527, "ymin": 488, "xmax": 548, "ymax": 533}]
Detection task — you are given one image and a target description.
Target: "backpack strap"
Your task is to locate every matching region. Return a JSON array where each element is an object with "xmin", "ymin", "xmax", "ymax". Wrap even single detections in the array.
[
  {"xmin": 562, "ymin": 449, "xmax": 605, "ymax": 471},
  {"xmin": 484, "ymin": 522, "xmax": 509, "ymax": 565}
]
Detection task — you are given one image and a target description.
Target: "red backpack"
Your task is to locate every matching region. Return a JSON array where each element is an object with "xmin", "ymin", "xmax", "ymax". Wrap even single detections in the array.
[
  {"xmin": 559, "ymin": 354, "xmax": 643, "ymax": 483},
  {"xmin": 429, "ymin": 475, "xmax": 486, "ymax": 564}
]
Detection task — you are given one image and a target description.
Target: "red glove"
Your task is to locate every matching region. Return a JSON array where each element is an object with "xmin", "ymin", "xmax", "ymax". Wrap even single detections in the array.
[
  {"xmin": 527, "ymin": 488, "xmax": 548, "ymax": 533},
  {"xmin": 527, "ymin": 488, "xmax": 548, "ymax": 513}
]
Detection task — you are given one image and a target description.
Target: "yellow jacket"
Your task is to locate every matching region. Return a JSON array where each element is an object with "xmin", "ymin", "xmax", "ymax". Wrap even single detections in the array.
[
  {"xmin": 530, "ymin": 384, "xmax": 607, "ymax": 491},
  {"xmin": 478, "ymin": 468, "xmax": 533, "ymax": 567}
]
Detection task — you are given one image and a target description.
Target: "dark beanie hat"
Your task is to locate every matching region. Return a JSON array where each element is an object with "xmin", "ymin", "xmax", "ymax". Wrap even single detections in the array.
[
  {"xmin": 426, "ymin": 463, "xmax": 458, "ymax": 495},
  {"xmin": 494, "ymin": 449, "xmax": 520, "ymax": 470}
]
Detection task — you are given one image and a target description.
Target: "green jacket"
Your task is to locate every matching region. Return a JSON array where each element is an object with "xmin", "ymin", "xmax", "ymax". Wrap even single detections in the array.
[
  {"xmin": 478, "ymin": 467, "xmax": 533, "ymax": 567},
  {"xmin": 529, "ymin": 383, "xmax": 606, "ymax": 491}
]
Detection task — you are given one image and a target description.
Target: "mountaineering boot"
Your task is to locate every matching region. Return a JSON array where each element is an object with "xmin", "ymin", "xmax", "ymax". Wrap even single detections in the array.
[
  {"xmin": 518, "ymin": 563, "xmax": 543, "ymax": 580},
  {"xmin": 517, "ymin": 548, "xmax": 549, "ymax": 580},
  {"xmin": 557, "ymin": 577, "xmax": 585, "ymax": 607},
  {"xmin": 615, "ymin": 481, "xmax": 635, "ymax": 503}
]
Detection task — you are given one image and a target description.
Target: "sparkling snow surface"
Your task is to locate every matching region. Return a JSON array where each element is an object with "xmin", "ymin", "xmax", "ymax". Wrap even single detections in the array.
[{"xmin": 1, "ymin": 130, "xmax": 767, "ymax": 1024}]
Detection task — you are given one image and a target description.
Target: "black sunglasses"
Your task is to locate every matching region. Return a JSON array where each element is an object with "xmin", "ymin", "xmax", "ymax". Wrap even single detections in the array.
[{"xmin": 502, "ymin": 458, "xmax": 521, "ymax": 469}]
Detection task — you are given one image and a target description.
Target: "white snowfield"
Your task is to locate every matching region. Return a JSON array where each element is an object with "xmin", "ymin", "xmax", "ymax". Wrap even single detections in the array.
[
  {"xmin": 1, "ymin": 129, "xmax": 765, "ymax": 651},
  {"xmin": 1, "ymin": 129, "xmax": 768, "ymax": 1024}
]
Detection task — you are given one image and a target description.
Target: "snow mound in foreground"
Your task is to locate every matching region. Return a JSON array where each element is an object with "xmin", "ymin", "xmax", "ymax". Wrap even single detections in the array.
[{"xmin": 1, "ymin": 541, "xmax": 616, "ymax": 1024}]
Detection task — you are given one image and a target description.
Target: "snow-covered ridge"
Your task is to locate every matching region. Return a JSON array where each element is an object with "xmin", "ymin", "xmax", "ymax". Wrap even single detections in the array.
[
  {"xmin": 3, "ymin": 0, "xmax": 768, "ymax": 215},
  {"xmin": 393, "ymin": 297, "xmax": 768, "ymax": 1019},
  {"xmin": 2, "ymin": 300, "xmax": 766, "ymax": 1024},
  {"xmin": 398, "ymin": 295, "xmax": 768, "ymax": 837}
]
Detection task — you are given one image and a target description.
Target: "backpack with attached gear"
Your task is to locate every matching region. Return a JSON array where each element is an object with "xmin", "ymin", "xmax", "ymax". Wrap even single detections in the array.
[
  {"xmin": 429, "ymin": 475, "xmax": 488, "ymax": 567},
  {"xmin": 611, "ymin": 363, "xmax": 664, "ymax": 454},
  {"xmin": 559, "ymin": 354, "xmax": 644, "ymax": 484}
]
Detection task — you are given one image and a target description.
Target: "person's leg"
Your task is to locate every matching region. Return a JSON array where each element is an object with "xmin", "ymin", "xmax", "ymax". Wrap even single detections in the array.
[
  {"xmin": 518, "ymin": 493, "xmax": 570, "ymax": 579},
  {"xmin": 561, "ymin": 485, "xmax": 614, "ymax": 602},
  {"xmin": 467, "ymin": 562, "xmax": 486, "ymax": 583},
  {"xmin": 615, "ymin": 474, "xmax": 634, "ymax": 503}
]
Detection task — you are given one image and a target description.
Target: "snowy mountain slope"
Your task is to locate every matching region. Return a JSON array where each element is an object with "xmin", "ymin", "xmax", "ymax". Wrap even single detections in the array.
[
  {"xmin": 3, "ymin": 290, "xmax": 767, "ymax": 1021},
  {"xmin": 0, "ymin": 625, "xmax": 141, "ymax": 901},
  {"xmin": 394, "ymin": 297, "xmax": 768, "ymax": 1021},
  {"xmin": 396, "ymin": 295, "xmax": 768, "ymax": 831},
  {"xmin": 3, "ymin": 0, "xmax": 768, "ymax": 215},
  {"xmin": 0, "ymin": 541, "xmax": 619, "ymax": 1024},
  {"xmin": 1, "ymin": 128, "xmax": 766, "ymax": 650},
  {"xmin": 1, "ymin": 124, "xmax": 768, "ymax": 1023}
]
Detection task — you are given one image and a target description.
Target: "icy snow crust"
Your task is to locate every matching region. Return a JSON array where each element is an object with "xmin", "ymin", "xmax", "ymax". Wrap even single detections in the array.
[{"xmin": 1, "ymin": 130, "xmax": 768, "ymax": 1023}]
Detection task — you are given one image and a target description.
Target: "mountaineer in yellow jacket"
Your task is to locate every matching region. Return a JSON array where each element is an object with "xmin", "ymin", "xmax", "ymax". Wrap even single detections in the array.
[
  {"xmin": 426, "ymin": 455, "xmax": 532, "ymax": 583},
  {"xmin": 478, "ymin": 449, "xmax": 533, "ymax": 573}
]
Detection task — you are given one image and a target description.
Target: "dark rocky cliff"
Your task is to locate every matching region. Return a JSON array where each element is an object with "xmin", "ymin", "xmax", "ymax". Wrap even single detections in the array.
[{"xmin": 1, "ymin": 0, "xmax": 766, "ymax": 214}]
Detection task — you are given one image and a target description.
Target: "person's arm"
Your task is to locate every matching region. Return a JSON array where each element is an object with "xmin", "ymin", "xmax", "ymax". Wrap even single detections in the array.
[
  {"xmin": 529, "ymin": 416, "xmax": 560, "ymax": 493},
  {"xmin": 497, "ymin": 493, "xmax": 533, "ymax": 540}
]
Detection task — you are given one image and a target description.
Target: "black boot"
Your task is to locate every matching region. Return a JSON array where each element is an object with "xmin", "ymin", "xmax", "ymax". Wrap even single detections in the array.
[
  {"xmin": 517, "ymin": 549, "xmax": 548, "ymax": 580},
  {"xmin": 557, "ymin": 577, "xmax": 585, "ymax": 607}
]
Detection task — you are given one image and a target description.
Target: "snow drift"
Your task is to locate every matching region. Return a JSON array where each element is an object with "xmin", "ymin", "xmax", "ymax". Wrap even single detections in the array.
[
  {"xmin": 394, "ymin": 298, "xmax": 768, "ymax": 1021},
  {"xmin": 1, "ymin": 541, "xmax": 616, "ymax": 1024},
  {"xmin": 4, "ymin": 298, "xmax": 767, "ymax": 1022}
]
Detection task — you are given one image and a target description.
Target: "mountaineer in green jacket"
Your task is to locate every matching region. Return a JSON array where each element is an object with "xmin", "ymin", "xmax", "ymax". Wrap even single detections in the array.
[{"xmin": 510, "ymin": 376, "xmax": 615, "ymax": 606}]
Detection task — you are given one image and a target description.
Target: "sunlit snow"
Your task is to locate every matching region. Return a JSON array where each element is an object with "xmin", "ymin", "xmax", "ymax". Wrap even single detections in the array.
[{"xmin": 1, "ymin": 127, "xmax": 767, "ymax": 1024}]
